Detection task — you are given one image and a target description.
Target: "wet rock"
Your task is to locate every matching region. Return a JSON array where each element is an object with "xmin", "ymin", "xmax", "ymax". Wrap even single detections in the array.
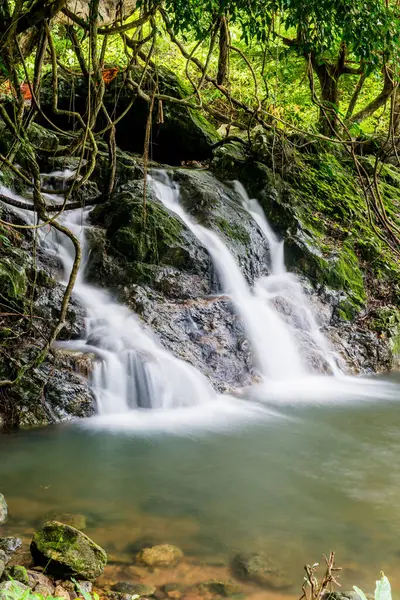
[
  {"xmin": 30, "ymin": 521, "xmax": 107, "ymax": 579},
  {"xmin": 54, "ymin": 585, "xmax": 71, "ymax": 600},
  {"xmin": 163, "ymin": 583, "xmax": 185, "ymax": 599},
  {"xmin": 199, "ymin": 581, "xmax": 243, "ymax": 597},
  {"xmin": 0, "ymin": 496, "xmax": 7, "ymax": 525},
  {"xmin": 111, "ymin": 582, "xmax": 156, "ymax": 597},
  {"xmin": 231, "ymin": 552, "xmax": 291, "ymax": 590},
  {"xmin": 3, "ymin": 565, "xmax": 29, "ymax": 585},
  {"xmin": 136, "ymin": 544, "xmax": 183, "ymax": 568}
]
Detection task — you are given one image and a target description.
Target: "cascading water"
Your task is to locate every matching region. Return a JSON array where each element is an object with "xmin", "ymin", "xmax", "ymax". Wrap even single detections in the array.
[
  {"xmin": 233, "ymin": 181, "xmax": 341, "ymax": 376},
  {"xmin": 1, "ymin": 175, "xmax": 218, "ymax": 416},
  {"xmin": 1, "ymin": 170, "xmax": 397, "ymax": 425},
  {"xmin": 151, "ymin": 171, "xmax": 339, "ymax": 380}
]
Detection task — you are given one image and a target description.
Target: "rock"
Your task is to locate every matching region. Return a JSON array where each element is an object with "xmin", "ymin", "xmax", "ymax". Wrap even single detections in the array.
[
  {"xmin": 54, "ymin": 585, "xmax": 71, "ymax": 600},
  {"xmin": 40, "ymin": 67, "xmax": 219, "ymax": 165},
  {"xmin": 231, "ymin": 553, "xmax": 291, "ymax": 590},
  {"xmin": 35, "ymin": 583, "xmax": 57, "ymax": 597},
  {"xmin": 136, "ymin": 544, "xmax": 183, "ymax": 568},
  {"xmin": 3, "ymin": 566, "xmax": 29, "ymax": 585},
  {"xmin": 0, "ymin": 553, "xmax": 7, "ymax": 566},
  {"xmin": 30, "ymin": 521, "xmax": 107, "ymax": 579},
  {"xmin": 163, "ymin": 583, "xmax": 185, "ymax": 600},
  {"xmin": 43, "ymin": 513, "xmax": 87, "ymax": 530},
  {"xmin": 111, "ymin": 582, "xmax": 157, "ymax": 597},
  {"xmin": 60, "ymin": 579, "xmax": 78, "ymax": 599},
  {"xmin": 0, "ymin": 495, "xmax": 7, "ymax": 525},
  {"xmin": 199, "ymin": 581, "xmax": 243, "ymax": 597},
  {"xmin": 27, "ymin": 570, "xmax": 55, "ymax": 591},
  {"xmin": 0, "ymin": 562, "xmax": 5, "ymax": 580},
  {"xmin": 0, "ymin": 538, "xmax": 22, "ymax": 558}
]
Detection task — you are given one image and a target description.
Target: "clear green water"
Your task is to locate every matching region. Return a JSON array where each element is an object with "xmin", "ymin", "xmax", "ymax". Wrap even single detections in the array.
[{"xmin": 1, "ymin": 387, "xmax": 400, "ymax": 592}]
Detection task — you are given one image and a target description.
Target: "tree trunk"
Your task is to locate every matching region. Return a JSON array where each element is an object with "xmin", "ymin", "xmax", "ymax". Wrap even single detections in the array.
[
  {"xmin": 349, "ymin": 66, "xmax": 394, "ymax": 125},
  {"xmin": 315, "ymin": 63, "xmax": 340, "ymax": 136},
  {"xmin": 217, "ymin": 15, "xmax": 229, "ymax": 86},
  {"xmin": 391, "ymin": 85, "xmax": 400, "ymax": 137}
]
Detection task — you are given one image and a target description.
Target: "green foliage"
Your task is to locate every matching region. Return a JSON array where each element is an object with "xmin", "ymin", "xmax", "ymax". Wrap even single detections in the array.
[{"xmin": 0, "ymin": 581, "xmax": 63, "ymax": 600}]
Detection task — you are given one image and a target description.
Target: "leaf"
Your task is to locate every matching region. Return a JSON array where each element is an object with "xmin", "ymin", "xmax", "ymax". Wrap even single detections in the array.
[
  {"xmin": 375, "ymin": 573, "xmax": 392, "ymax": 600},
  {"xmin": 353, "ymin": 585, "xmax": 369, "ymax": 600}
]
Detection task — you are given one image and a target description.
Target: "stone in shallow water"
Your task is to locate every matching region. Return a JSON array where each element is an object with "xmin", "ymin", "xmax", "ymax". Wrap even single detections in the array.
[
  {"xmin": 136, "ymin": 544, "xmax": 183, "ymax": 568},
  {"xmin": 199, "ymin": 581, "xmax": 243, "ymax": 597},
  {"xmin": 111, "ymin": 582, "xmax": 156, "ymax": 597},
  {"xmin": 0, "ymin": 496, "xmax": 7, "ymax": 525},
  {"xmin": 30, "ymin": 521, "xmax": 107, "ymax": 579},
  {"xmin": 231, "ymin": 552, "xmax": 291, "ymax": 590}
]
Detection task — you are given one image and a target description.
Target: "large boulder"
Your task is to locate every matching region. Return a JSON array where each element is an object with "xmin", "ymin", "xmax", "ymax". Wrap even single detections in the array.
[{"xmin": 30, "ymin": 521, "xmax": 107, "ymax": 579}]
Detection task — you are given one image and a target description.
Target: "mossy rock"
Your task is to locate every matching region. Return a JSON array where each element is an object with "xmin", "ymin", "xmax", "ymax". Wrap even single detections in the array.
[
  {"xmin": 3, "ymin": 565, "xmax": 29, "ymax": 585},
  {"xmin": 30, "ymin": 521, "xmax": 107, "ymax": 579}
]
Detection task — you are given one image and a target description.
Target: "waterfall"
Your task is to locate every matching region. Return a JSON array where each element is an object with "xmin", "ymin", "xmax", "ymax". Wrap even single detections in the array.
[
  {"xmin": 2, "ymin": 170, "xmax": 396, "ymax": 422},
  {"xmin": 151, "ymin": 172, "xmax": 340, "ymax": 380},
  {"xmin": 1, "ymin": 176, "xmax": 217, "ymax": 415}
]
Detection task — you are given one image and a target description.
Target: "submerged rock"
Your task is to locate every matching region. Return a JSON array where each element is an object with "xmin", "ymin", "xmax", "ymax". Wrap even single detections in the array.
[
  {"xmin": 199, "ymin": 581, "xmax": 243, "ymax": 597},
  {"xmin": 30, "ymin": 521, "xmax": 107, "ymax": 579},
  {"xmin": 231, "ymin": 552, "xmax": 291, "ymax": 590},
  {"xmin": 136, "ymin": 544, "xmax": 183, "ymax": 568},
  {"xmin": 111, "ymin": 582, "xmax": 156, "ymax": 596},
  {"xmin": 0, "ymin": 495, "xmax": 7, "ymax": 525}
]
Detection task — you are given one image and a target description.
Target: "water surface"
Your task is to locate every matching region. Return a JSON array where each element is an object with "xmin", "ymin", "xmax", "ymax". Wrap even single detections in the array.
[{"xmin": 1, "ymin": 382, "xmax": 400, "ymax": 595}]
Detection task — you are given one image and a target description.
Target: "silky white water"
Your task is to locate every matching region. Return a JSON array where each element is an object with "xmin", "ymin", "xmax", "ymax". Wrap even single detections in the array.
[
  {"xmin": 151, "ymin": 171, "xmax": 340, "ymax": 380},
  {"xmin": 1, "ymin": 171, "xmax": 398, "ymax": 424}
]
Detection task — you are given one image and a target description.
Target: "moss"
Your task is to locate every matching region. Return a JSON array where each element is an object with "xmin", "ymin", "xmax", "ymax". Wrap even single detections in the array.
[
  {"xmin": 0, "ymin": 255, "xmax": 28, "ymax": 300},
  {"xmin": 215, "ymin": 217, "xmax": 250, "ymax": 244},
  {"xmin": 31, "ymin": 521, "xmax": 107, "ymax": 580},
  {"xmin": 4, "ymin": 566, "xmax": 29, "ymax": 585},
  {"xmin": 371, "ymin": 306, "xmax": 400, "ymax": 354}
]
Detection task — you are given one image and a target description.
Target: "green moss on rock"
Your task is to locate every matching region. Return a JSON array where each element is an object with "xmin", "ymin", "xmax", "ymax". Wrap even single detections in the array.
[{"xmin": 30, "ymin": 521, "xmax": 107, "ymax": 580}]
